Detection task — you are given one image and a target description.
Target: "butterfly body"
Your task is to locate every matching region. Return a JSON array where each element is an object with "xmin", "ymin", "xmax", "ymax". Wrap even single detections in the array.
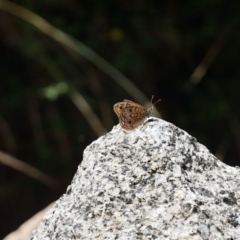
[{"xmin": 114, "ymin": 98, "xmax": 160, "ymax": 130}]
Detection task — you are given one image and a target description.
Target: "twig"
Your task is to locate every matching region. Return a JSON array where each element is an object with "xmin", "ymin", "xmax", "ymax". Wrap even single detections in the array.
[
  {"xmin": 35, "ymin": 53, "xmax": 107, "ymax": 136},
  {"xmin": 69, "ymin": 89, "xmax": 107, "ymax": 136},
  {"xmin": 188, "ymin": 24, "xmax": 234, "ymax": 86},
  {"xmin": 0, "ymin": 150, "xmax": 60, "ymax": 189},
  {"xmin": 0, "ymin": 0, "xmax": 161, "ymax": 116},
  {"xmin": 29, "ymin": 51, "xmax": 107, "ymax": 137},
  {"xmin": 189, "ymin": 41, "xmax": 223, "ymax": 85}
]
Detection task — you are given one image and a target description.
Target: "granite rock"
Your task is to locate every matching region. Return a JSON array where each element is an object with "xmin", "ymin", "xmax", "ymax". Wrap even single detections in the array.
[{"xmin": 30, "ymin": 118, "xmax": 240, "ymax": 240}]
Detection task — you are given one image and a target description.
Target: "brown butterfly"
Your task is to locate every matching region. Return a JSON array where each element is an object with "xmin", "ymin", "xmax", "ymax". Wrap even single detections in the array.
[{"xmin": 113, "ymin": 96, "xmax": 161, "ymax": 130}]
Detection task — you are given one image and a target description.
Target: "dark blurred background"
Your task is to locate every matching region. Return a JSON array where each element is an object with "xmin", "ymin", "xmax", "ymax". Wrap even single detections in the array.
[{"xmin": 0, "ymin": 0, "xmax": 240, "ymax": 238}]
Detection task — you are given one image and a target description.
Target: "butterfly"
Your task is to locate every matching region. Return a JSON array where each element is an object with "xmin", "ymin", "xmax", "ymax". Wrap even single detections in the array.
[{"xmin": 113, "ymin": 96, "xmax": 161, "ymax": 130}]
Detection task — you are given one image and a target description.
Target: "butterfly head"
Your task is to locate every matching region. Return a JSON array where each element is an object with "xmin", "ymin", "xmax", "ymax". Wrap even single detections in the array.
[{"xmin": 147, "ymin": 95, "xmax": 161, "ymax": 117}]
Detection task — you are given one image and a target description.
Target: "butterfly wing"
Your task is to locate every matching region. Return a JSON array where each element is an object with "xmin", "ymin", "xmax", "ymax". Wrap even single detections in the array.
[
  {"xmin": 114, "ymin": 101, "xmax": 148, "ymax": 130},
  {"xmin": 123, "ymin": 100, "xmax": 146, "ymax": 108},
  {"xmin": 114, "ymin": 97, "xmax": 160, "ymax": 130},
  {"xmin": 113, "ymin": 102, "xmax": 125, "ymax": 117}
]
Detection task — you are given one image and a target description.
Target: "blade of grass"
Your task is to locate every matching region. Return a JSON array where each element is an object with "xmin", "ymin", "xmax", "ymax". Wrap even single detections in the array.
[
  {"xmin": 0, "ymin": 0, "xmax": 161, "ymax": 117},
  {"xmin": 0, "ymin": 150, "xmax": 60, "ymax": 189}
]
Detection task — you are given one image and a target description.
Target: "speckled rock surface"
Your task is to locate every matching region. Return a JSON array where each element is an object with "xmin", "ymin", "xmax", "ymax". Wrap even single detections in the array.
[{"xmin": 30, "ymin": 118, "xmax": 240, "ymax": 240}]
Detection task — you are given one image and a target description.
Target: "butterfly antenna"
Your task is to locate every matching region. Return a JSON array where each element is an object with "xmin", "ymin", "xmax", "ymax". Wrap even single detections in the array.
[
  {"xmin": 153, "ymin": 99, "xmax": 161, "ymax": 105},
  {"xmin": 151, "ymin": 95, "xmax": 161, "ymax": 105},
  {"xmin": 151, "ymin": 95, "xmax": 154, "ymax": 103}
]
